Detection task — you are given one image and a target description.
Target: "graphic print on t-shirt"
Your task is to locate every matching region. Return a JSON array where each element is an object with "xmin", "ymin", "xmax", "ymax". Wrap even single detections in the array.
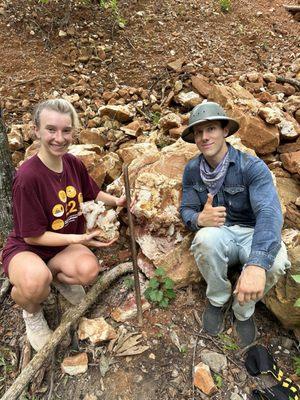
[{"xmin": 51, "ymin": 186, "xmax": 83, "ymax": 231}]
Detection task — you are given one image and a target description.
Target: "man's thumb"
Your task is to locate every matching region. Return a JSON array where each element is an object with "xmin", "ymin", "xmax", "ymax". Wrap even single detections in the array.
[{"xmin": 205, "ymin": 193, "xmax": 214, "ymax": 206}]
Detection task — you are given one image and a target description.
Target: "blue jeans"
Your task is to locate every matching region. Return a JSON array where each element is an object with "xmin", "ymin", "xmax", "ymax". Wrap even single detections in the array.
[{"xmin": 190, "ymin": 225, "xmax": 290, "ymax": 321}]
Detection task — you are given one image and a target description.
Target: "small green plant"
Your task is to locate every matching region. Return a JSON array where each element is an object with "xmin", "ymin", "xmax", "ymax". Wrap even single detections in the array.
[
  {"xmin": 293, "ymin": 356, "xmax": 300, "ymax": 376},
  {"xmin": 218, "ymin": 333, "xmax": 239, "ymax": 351},
  {"xmin": 150, "ymin": 111, "xmax": 161, "ymax": 126},
  {"xmin": 292, "ymin": 275, "xmax": 300, "ymax": 307},
  {"xmin": 99, "ymin": 0, "xmax": 126, "ymax": 27},
  {"xmin": 144, "ymin": 267, "xmax": 176, "ymax": 308},
  {"xmin": 214, "ymin": 373, "xmax": 223, "ymax": 388},
  {"xmin": 123, "ymin": 276, "xmax": 134, "ymax": 290},
  {"xmin": 219, "ymin": 0, "xmax": 231, "ymax": 13}
]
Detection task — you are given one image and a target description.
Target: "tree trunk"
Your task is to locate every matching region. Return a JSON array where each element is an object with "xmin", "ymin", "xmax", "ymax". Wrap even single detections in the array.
[{"xmin": 0, "ymin": 111, "xmax": 14, "ymax": 248}]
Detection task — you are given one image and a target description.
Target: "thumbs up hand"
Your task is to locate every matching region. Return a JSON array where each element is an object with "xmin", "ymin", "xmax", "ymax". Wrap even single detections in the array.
[{"xmin": 197, "ymin": 194, "xmax": 227, "ymax": 227}]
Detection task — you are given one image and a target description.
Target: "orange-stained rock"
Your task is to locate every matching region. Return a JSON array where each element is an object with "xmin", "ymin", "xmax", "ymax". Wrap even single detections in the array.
[
  {"xmin": 79, "ymin": 128, "xmax": 107, "ymax": 147},
  {"xmin": 78, "ymin": 317, "xmax": 117, "ymax": 344},
  {"xmin": 191, "ymin": 75, "xmax": 213, "ymax": 98},
  {"xmin": 61, "ymin": 353, "xmax": 88, "ymax": 376},
  {"xmin": 99, "ymin": 104, "xmax": 135, "ymax": 122},
  {"xmin": 265, "ymin": 229, "xmax": 300, "ymax": 332},
  {"xmin": 194, "ymin": 362, "xmax": 217, "ymax": 396},
  {"xmin": 280, "ymin": 151, "xmax": 300, "ymax": 175}
]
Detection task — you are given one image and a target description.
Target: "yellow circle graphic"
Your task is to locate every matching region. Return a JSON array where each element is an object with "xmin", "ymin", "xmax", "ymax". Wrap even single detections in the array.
[
  {"xmin": 66, "ymin": 185, "xmax": 77, "ymax": 198},
  {"xmin": 52, "ymin": 219, "xmax": 64, "ymax": 231},
  {"xmin": 58, "ymin": 190, "xmax": 67, "ymax": 203},
  {"xmin": 52, "ymin": 204, "xmax": 64, "ymax": 218},
  {"xmin": 78, "ymin": 192, "xmax": 83, "ymax": 204}
]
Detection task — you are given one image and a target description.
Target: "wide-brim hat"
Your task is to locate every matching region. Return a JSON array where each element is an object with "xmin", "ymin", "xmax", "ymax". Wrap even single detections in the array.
[{"xmin": 181, "ymin": 101, "xmax": 240, "ymax": 143}]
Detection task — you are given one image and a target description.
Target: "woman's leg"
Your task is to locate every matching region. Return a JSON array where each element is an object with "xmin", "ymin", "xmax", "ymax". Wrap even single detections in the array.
[
  {"xmin": 47, "ymin": 244, "xmax": 100, "ymax": 285},
  {"xmin": 8, "ymin": 251, "xmax": 53, "ymax": 351},
  {"xmin": 8, "ymin": 251, "xmax": 53, "ymax": 313}
]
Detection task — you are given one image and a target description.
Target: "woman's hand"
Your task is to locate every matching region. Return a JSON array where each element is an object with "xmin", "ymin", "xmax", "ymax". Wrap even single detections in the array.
[
  {"xmin": 72, "ymin": 230, "xmax": 118, "ymax": 248},
  {"xmin": 115, "ymin": 195, "xmax": 136, "ymax": 211}
]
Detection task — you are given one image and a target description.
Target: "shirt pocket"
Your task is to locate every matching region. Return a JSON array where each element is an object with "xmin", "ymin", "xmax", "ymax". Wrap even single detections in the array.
[
  {"xmin": 193, "ymin": 183, "xmax": 207, "ymax": 209},
  {"xmin": 223, "ymin": 185, "xmax": 248, "ymax": 211}
]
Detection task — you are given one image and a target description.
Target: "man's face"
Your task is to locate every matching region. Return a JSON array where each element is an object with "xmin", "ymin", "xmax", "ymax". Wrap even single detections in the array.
[
  {"xmin": 193, "ymin": 120, "xmax": 229, "ymax": 166},
  {"xmin": 35, "ymin": 109, "xmax": 73, "ymax": 158}
]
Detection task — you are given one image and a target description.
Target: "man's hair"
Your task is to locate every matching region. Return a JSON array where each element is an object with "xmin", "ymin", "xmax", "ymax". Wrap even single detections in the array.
[
  {"xmin": 33, "ymin": 99, "xmax": 80, "ymax": 130},
  {"xmin": 219, "ymin": 120, "xmax": 228, "ymax": 129}
]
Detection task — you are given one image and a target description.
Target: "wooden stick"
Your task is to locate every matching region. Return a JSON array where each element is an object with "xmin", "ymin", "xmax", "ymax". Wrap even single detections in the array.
[
  {"xmin": 283, "ymin": 4, "xmax": 300, "ymax": 12},
  {"xmin": 0, "ymin": 262, "xmax": 132, "ymax": 400},
  {"xmin": 123, "ymin": 165, "xmax": 143, "ymax": 326},
  {"xmin": 276, "ymin": 76, "xmax": 300, "ymax": 90},
  {"xmin": 0, "ymin": 278, "xmax": 11, "ymax": 304}
]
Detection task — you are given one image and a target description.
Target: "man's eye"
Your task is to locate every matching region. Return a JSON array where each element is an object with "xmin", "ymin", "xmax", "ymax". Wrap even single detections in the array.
[{"xmin": 48, "ymin": 128, "xmax": 55, "ymax": 133}]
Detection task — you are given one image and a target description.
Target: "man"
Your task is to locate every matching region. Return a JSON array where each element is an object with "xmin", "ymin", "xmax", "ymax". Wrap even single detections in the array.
[{"xmin": 180, "ymin": 101, "xmax": 290, "ymax": 348}]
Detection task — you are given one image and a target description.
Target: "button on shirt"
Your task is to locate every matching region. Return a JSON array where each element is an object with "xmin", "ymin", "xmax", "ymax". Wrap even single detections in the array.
[{"xmin": 179, "ymin": 144, "xmax": 283, "ymax": 270}]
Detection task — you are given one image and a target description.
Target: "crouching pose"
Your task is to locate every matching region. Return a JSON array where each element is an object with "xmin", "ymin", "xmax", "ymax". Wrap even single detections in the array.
[
  {"xmin": 2, "ymin": 99, "xmax": 127, "ymax": 351},
  {"xmin": 180, "ymin": 101, "xmax": 290, "ymax": 347}
]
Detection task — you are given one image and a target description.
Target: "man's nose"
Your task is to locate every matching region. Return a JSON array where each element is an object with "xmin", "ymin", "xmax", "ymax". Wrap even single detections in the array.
[{"xmin": 201, "ymin": 130, "xmax": 210, "ymax": 140}]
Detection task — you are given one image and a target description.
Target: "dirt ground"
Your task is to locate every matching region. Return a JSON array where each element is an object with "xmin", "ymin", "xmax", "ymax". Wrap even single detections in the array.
[{"xmin": 0, "ymin": 0, "xmax": 300, "ymax": 399}]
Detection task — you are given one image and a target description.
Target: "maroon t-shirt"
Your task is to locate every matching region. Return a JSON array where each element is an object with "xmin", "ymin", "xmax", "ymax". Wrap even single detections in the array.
[{"xmin": 2, "ymin": 153, "xmax": 100, "ymax": 275}]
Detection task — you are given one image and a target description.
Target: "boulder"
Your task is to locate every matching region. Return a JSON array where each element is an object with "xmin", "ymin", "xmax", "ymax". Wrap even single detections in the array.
[
  {"xmin": 159, "ymin": 113, "xmax": 181, "ymax": 130},
  {"xmin": 175, "ymin": 91, "xmax": 202, "ymax": 108},
  {"xmin": 264, "ymin": 229, "xmax": 300, "ymax": 331},
  {"xmin": 99, "ymin": 105, "xmax": 135, "ymax": 122},
  {"xmin": 8, "ymin": 125, "xmax": 24, "ymax": 151},
  {"xmin": 280, "ymin": 151, "xmax": 300, "ymax": 175},
  {"xmin": 79, "ymin": 128, "xmax": 107, "ymax": 147},
  {"xmin": 68, "ymin": 144, "xmax": 106, "ymax": 186},
  {"xmin": 191, "ymin": 75, "xmax": 213, "ymax": 98},
  {"xmin": 194, "ymin": 362, "xmax": 217, "ymax": 396},
  {"xmin": 237, "ymin": 114, "xmax": 279, "ymax": 155}
]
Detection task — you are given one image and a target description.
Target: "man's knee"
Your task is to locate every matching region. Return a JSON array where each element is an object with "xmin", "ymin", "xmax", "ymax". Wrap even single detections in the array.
[{"xmin": 191, "ymin": 227, "xmax": 226, "ymax": 256}]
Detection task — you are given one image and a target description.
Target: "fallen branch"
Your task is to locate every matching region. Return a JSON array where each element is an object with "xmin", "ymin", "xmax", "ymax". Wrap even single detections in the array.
[
  {"xmin": 1, "ymin": 262, "xmax": 133, "ymax": 400},
  {"xmin": 276, "ymin": 76, "xmax": 300, "ymax": 91},
  {"xmin": 283, "ymin": 4, "xmax": 300, "ymax": 12},
  {"xmin": 0, "ymin": 278, "xmax": 11, "ymax": 304}
]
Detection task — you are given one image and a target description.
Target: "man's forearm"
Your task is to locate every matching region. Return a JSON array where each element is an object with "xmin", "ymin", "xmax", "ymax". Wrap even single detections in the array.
[{"xmin": 24, "ymin": 231, "xmax": 79, "ymax": 247}]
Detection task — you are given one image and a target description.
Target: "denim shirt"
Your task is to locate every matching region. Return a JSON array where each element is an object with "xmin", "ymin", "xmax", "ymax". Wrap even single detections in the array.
[{"xmin": 179, "ymin": 144, "xmax": 283, "ymax": 270}]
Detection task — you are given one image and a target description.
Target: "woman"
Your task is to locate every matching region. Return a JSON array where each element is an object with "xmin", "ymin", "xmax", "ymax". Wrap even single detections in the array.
[{"xmin": 2, "ymin": 99, "xmax": 127, "ymax": 351}]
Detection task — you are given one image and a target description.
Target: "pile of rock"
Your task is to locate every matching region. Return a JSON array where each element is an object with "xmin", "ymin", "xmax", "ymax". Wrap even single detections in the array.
[{"xmin": 5, "ymin": 59, "xmax": 300, "ymax": 333}]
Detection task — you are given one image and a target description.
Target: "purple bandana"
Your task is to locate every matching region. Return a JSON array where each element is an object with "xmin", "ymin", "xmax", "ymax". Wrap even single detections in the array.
[{"xmin": 199, "ymin": 151, "xmax": 230, "ymax": 195}]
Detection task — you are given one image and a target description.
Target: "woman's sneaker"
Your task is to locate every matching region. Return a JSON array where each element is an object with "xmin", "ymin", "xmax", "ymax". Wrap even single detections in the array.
[
  {"xmin": 22, "ymin": 309, "xmax": 53, "ymax": 352},
  {"xmin": 52, "ymin": 282, "xmax": 86, "ymax": 305}
]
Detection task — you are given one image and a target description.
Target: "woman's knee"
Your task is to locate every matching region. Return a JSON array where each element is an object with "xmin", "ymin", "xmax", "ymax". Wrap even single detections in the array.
[
  {"xmin": 76, "ymin": 256, "xmax": 100, "ymax": 285},
  {"xmin": 20, "ymin": 268, "xmax": 52, "ymax": 301}
]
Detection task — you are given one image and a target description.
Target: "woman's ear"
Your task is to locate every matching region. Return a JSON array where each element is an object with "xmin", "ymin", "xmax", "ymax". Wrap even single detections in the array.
[
  {"xmin": 34, "ymin": 125, "xmax": 40, "ymax": 139},
  {"xmin": 223, "ymin": 127, "xmax": 229, "ymax": 138}
]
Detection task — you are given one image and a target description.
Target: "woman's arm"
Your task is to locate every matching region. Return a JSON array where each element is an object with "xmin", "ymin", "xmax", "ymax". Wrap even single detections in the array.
[{"xmin": 24, "ymin": 230, "xmax": 116, "ymax": 248}]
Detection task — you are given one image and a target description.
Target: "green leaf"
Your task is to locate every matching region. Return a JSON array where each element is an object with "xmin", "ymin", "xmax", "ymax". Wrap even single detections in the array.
[
  {"xmin": 159, "ymin": 298, "xmax": 169, "ymax": 308},
  {"xmin": 163, "ymin": 277, "xmax": 174, "ymax": 290},
  {"xmin": 165, "ymin": 289, "xmax": 176, "ymax": 299},
  {"xmin": 149, "ymin": 289, "xmax": 159, "ymax": 302},
  {"xmin": 292, "ymin": 275, "xmax": 300, "ymax": 284},
  {"xmin": 155, "ymin": 267, "xmax": 166, "ymax": 277},
  {"xmin": 294, "ymin": 298, "xmax": 300, "ymax": 307},
  {"xmin": 148, "ymin": 277, "xmax": 159, "ymax": 289},
  {"xmin": 156, "ymin": 290, "xmax": 164, "ymax": 302}
]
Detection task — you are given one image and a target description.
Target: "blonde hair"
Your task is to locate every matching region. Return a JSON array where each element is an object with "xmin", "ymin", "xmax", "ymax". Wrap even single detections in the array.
[{"xmin": 33, "ymin": 99, "xmax": 80, "ymax": 130}]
